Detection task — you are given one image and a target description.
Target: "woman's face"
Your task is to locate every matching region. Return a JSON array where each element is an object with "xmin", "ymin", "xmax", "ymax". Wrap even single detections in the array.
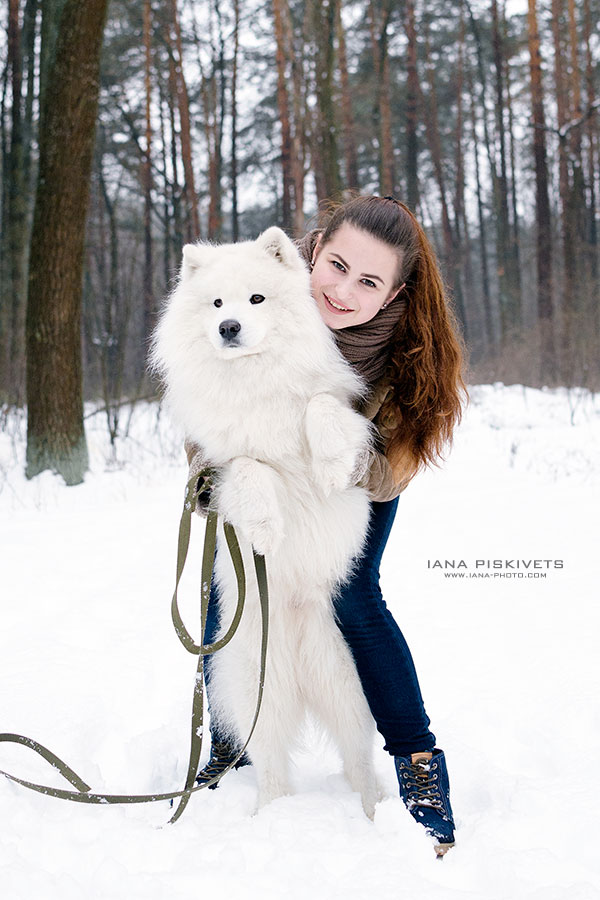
[{"xmin": 310, "ymin": 222, "xmax": 404, "ymax": 329}]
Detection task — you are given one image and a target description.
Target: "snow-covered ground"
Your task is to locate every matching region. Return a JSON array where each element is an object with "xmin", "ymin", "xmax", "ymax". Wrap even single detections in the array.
[{"xmin": 1, "ymin": 384, "xmax": 599, "ymax": 900}]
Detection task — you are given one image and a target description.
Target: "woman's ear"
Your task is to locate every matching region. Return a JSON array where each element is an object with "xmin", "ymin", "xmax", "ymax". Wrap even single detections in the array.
[
  {"xmin": 311, "ymin": 233, "xmax": 322, "ymax": 268},
  {"xmin": 382, "ymin": 282, "xmax": 406, "ymax": 309}
]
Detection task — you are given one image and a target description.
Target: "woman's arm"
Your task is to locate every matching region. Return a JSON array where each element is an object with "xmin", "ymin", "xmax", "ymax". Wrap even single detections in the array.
[
  {"xmin": 184, "ymin": 432, "xmax": 407, "ymax": 516},
  {"xmin": 357, "ymin": 382, "xmax": 409, "ymax": 502}
]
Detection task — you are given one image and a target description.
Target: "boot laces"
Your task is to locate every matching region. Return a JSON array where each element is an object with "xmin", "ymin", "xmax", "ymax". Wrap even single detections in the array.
[
  {"xmin": 196, "ymin": 741, "xmax": 239, "ymax": 781},
  {"xmin": 400, "ymin": 757, "xmax": 444, "ymax": 811}
]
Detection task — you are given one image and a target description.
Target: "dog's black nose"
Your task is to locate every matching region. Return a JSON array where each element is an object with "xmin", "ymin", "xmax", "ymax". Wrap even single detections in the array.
[{"xmin": 219, "ymin": 319, "xmax": 241, "ymax": 342}]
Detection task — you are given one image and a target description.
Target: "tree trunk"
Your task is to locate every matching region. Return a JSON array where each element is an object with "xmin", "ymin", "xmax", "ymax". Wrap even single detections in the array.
[
  {"xmin": 143, "ymin": 0, "xmax": 154, "ymax": 350},
  {"xmin": 467, "ymin": 60, "xmax": 493, "ymax": 350},
  {"xmin": 527, "ymin": 0, "xmax": 556, "ymax": 380},
  {"xmin": 96, "ymin": 157, "xmax": 128, "ymax": 441},
  {"xmin": 502, "ymin": 0, "xmax": 522, "ymax": 327},
  {"xmin": 38, "ymin": 0, "xmax": 67, "ymax": 114},
  {"xmin": 22, "ymin": 0, "xmax": 39, "ymax": 197},
  {"xmin": 284, "ymin": 0, "xmax": 307, "ymax": 236},
  {"xmin": 170, "ymin": 0, "xmax": 201, "ymax": 241},
  {"xmin": 272, "ymin": 0, "xmax": 294, "ymax": 231},
  {"xmin": 336, "ymin": 0, "xmax": 359, "ymax": 192},
  {"xmin": 368, "ymin": 0, "xmax": 394, "ymax": 195},
  {"xmin": 189, "ymin": 0, "xmax": 222, "ymax": 241},
  {"xmin": 465, "ymin": 1, "xmax": 508, "ymax": 342},
  {"xmin": 378, "ymin": 8, "xmax": 394, "ymax": 196},
  {"xmin": 6, "ymin": 0, "xmax": 28, "ymax": 404},
  {"xmin": 230, "ymin": 0, "xmax": 240, "ymax": 241},
  {"xmin": 421, "ymin": 22, "xmax": 456, "ymax": 295},
  {"xmin": 311, "ymin": 0, "xmax": 341, "ymax": 200},
  {"xmin": 209, "ymin": 0, "xmax": 225, "ymax": 241},
  {"xmin": 491, "ymin": 0, "xmax": 520, "ymax": 339},
  {"xmin": 157, "ymin": 82, "xmax": 172, "ymax": 289},
  {"xmin": 454, "ymin": 0, "xmax": 471, "ymax": 344},
  {"xmin": 166, "ymin": 48, "xmax": 184, "ymax": 257},
  {"xmin": 567, "ymin": 0, "xmax": 585, "ymax": 192},
  {"xmin": 566, "ymin": 0, "xmax": 587, "ymax": 300},
  {"xmin": 26, "ymin": 0, "xmax": 109, "ymax": 483},
  {"xmin": 205, "ymin": 72, "xmax": 221, "ymax": 240},
  {"xmin": 404, "ymin": 0, "xmax": 419, "ymax": 211},
  {"xmin": 551, "ymin": 0, "xmax": 575, "ymax": 372},
  {"xmin": 582, "ymin": 0, "xmax": 598, "ymax": 330}
]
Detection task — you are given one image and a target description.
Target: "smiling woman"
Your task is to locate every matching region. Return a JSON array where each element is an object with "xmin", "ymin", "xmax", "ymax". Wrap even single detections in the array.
[{"xmin": 299, "ymin": 195, "xmax": 466, "ymax": 491}]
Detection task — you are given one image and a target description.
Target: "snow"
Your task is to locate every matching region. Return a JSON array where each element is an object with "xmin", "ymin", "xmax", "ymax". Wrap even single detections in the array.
[{"xmin": 1, "ymin": 383, "xmax": 599, "ymax": 899}]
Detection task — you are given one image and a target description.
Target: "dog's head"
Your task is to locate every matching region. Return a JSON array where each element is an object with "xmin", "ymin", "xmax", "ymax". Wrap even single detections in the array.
[
  {"xmin": 149, "ymin": 227, "xmax": 338, "ymax": 433},
  {"xmin": 167, "ymin": 227, "xmax": 313, "ymax": 361},
  {"xmin": 150, "ymin": 226, "xmax": 365, "ymax": 443}
]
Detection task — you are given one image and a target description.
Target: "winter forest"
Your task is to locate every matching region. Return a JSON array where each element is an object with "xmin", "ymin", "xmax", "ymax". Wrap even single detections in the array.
[
  {"xmin": 0, "ymin": 0, "xmax": 599, "ymax": 483},
  {"xmin": 1, "ymin": 3, "xmax": 599, "ymax": 894}
]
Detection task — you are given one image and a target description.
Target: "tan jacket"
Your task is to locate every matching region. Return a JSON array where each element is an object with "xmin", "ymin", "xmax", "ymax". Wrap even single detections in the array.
[
  {"xmin": 353, "ymin": 379, "xmax": 406, "ymax": 502},
  {"xmin": 185, "ymin": 377, "xmax": 405, "ymax": 508}
]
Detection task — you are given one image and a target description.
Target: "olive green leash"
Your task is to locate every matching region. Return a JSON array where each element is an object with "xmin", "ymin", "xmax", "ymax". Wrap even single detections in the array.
[{"xmin": 0, "ymin": 471, "xmax": 269, "ymax": 824}]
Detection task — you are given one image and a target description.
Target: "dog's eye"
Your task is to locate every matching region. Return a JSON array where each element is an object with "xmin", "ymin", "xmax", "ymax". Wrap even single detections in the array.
[
  {"xmin": 249, "ymin": 294, "xmax": 265, "ymax": 305},
  {"xmin": 214, "ymin": 298, "xmax": 223, "ymax": 308}
]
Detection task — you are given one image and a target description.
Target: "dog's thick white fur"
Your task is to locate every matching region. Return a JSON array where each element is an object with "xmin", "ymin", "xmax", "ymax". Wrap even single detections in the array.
[{"xmin": 151, "ymin": 227, "xmax": 378, "ymax": 817}]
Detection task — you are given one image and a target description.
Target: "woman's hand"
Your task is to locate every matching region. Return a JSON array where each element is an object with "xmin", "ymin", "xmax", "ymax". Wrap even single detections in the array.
[{"xmin": 186, "ymin": 443, "xmax": 216, "ymax": 517}]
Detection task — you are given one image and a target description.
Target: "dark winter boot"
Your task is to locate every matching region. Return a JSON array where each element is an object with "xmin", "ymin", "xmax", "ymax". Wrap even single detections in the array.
[
  {"xmin": 395, "ymin": 748, "xmax": 455, "ymax": 857},
  {"xmin": 195, "ymin": 739, "xmax": 251, "ymax": 790}
]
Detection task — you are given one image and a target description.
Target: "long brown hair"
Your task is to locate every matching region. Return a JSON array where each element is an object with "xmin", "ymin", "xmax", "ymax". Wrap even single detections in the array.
[{"xmin": 318, "ymin": 195, "xmax": 468, "ymax": 486}]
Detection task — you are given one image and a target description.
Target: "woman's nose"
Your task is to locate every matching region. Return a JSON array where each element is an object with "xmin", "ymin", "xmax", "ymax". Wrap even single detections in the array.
[{"xmin": 336, "ymin": 281, "xmax": 354, "ymax": 301}]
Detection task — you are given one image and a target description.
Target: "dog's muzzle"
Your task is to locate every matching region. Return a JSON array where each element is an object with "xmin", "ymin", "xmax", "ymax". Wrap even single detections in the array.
[{"xmin": 219, "ymin": 319, "xmax": 242, "ymax": 344}]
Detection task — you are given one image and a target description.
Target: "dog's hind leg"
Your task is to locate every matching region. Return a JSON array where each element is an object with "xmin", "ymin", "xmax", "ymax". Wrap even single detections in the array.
[
  {"xmin": 218, "ymin": 623, "xmax": 302, "ymax": 812},
  {"xmin": 301, "ymin": 602, "xmax": 379, "ymax": 819},
  {"xmin": 248, "ymin": 713, "xmax": 296, "ymax": 811}
]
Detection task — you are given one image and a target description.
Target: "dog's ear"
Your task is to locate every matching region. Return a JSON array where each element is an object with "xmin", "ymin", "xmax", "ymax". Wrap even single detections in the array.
[
  {"xmin": 181, "ymin": 243, "xmax": 215, "ymax": 278},
  {"xmin": 256, "ymin": 227, "xmax": 303, "ymax": 270}
]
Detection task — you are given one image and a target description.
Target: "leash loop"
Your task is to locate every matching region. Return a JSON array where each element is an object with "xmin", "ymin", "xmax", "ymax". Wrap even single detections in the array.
[{"xmin": 0, "ymin": 469, "xmax": 269, "ymax": 821}]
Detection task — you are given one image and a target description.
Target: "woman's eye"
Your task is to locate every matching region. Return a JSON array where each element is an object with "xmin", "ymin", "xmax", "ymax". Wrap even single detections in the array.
[
  {"xmin": 249, "ymin": 294, "xmax": 265, "ymax": 304},
  {"xmin": 362, "ymin": 279, "xmax": 376, "ymax": 289},
  {"xmin": 214, "ymin": 298, "xmax": 223, "ymax": 308},
  {"xmin": 331, "ymin": 260, "xmax": 345, "ymax": 272}
]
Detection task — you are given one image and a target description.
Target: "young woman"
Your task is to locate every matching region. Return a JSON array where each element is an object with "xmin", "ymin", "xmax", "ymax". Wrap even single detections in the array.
[{"xmin": 186, "ymin": 194, "xmax": 467, "ymax": 856}]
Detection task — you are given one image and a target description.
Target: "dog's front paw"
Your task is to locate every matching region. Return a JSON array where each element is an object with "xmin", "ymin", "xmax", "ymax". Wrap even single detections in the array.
[
  {"xmin": 305, "ymin": 394, "xmax": 371, "ymax": 496},
  {"xmin": 310, "ymin": 454, "xmax": 355, "ymax": 496},
  {"xmin": 243, "ymin": 511, "xmax": 284, "ymax": 557},
  {"xmin": 218, "ymin": 457, "xmax": 284, "ymax": 556}
]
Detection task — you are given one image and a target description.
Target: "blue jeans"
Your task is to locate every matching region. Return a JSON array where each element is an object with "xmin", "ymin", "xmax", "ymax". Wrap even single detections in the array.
[{"xmin": 204, "ymin": 497, "xmax": 436, "ymax": 757}]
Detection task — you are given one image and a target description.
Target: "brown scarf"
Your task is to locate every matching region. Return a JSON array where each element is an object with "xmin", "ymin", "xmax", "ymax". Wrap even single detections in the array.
[{"xmin": 296, "ymin": 230, "xmax": 405, "ymax": 386}]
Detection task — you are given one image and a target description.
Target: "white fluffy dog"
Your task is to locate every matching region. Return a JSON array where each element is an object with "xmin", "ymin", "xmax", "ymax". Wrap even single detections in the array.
[{"xmin": 151, "ymin": 227, "xmax": 378, "ymax": 817}]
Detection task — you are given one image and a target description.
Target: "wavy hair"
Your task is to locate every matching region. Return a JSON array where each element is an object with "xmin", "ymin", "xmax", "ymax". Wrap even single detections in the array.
[{"xmin": 318, "ymin": 195, "xmax": 468, "ymax": 486}]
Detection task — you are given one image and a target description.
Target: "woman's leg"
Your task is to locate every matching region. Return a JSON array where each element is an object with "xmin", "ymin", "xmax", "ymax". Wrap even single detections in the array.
[
  {"xmin": 203, "ymin": 575, "xmax": 231, "ymax": 741},
  {"xmin": 334, "ymin": 500, "xmax": 455, "ymax": 854},
  {"xmin": 333, "ymin": 497, "xmax": 436, "ymax": 757},
  {"xmin": 203, "ymin": 577, "xmax": 221, "ymax": 649},
  {"xmin": 196, "ymin": 571, "xmax": 251, "ymax": 786}
]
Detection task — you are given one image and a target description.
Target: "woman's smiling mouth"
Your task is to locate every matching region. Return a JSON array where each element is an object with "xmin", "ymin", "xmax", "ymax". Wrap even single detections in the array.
[{"xmin": 324, "ymin": 293, "xmax": 354, "ymax": 314}]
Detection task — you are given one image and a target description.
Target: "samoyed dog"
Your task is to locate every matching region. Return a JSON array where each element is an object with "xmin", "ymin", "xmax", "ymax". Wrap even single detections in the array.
[{"xmin": 151, "ymin": 227, "xmax": 378, "ymax": 817}]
